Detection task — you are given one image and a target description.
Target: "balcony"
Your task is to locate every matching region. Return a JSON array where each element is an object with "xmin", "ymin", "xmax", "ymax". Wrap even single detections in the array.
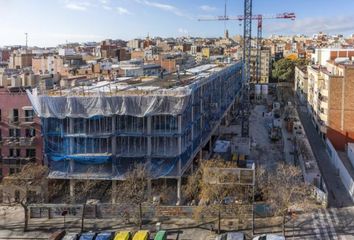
[
  {"xmin": 319, "ymin": 112, "xmax": 328, "ymax": 123},
  {"xmin": 3, "ymin": 137, "xmax": 36, "ymax": 147},
  {"xmin": 320, "ymin": 101, "xmax": 328, "ymax": 110},
  {"xmin": 19, "ymin": 137, "xmax": 36, "ymax": 147},
  {"xmin": 1, "ymin": 157, "xmax": 36, "ymax": 168},
  {"xmin": 7, "ymin": 118, "xmax": 20, "ymax": 126},
  {"xmin": 320, "ymin": 125, "xmax": 327, "ymax": 133},
  {"xmin": 320, "ymin": 88, "xmax": 329, "ymax": 97}
]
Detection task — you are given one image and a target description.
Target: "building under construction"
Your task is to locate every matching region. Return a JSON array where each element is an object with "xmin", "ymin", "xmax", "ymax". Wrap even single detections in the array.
[{"xmin": 27, "ymin": 61, "xmax": 243, "ymax": 201}]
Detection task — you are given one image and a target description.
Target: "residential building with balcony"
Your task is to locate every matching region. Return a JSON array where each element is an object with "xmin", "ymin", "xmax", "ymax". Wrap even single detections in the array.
[
  {"xmin": 304, "ymin": 60, "xmax": 354, "ymax": 150},
  {"xmin": 0, "ymin": 87, "xmax": 43, "ymax": 178}
]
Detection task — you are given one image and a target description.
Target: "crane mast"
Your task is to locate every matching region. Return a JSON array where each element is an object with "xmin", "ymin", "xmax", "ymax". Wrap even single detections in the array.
[{"xmin": 243, "ymin": 0, "xmax": 253, "ymax": 85}]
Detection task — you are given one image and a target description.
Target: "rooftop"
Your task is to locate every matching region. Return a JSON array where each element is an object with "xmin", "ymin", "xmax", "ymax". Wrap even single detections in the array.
[{"xmin": 39, "ymin": 62, "xmax": 239, "ymax": 97}]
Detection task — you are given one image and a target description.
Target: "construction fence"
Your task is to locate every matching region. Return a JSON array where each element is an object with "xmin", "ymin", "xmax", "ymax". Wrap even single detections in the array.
[{"xmin": 28, "ymin": 203, "xmax": 253, "ymax": 221}]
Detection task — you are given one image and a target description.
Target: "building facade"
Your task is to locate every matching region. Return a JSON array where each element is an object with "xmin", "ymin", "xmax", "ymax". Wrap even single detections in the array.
[
  {"xmin": 297, "ymin": 61, "xmax": 354, "ymax": 150},
  {"xmin": 0, "ymin": 88, "xmax": 43, "ymax": 178},
  {"xmin": 237, "ymin": 48, "xmax": 271, "ymax": 83},
  {"xmin": 28, "ymin": 62, "xmax": 243, "ymax": 202}
]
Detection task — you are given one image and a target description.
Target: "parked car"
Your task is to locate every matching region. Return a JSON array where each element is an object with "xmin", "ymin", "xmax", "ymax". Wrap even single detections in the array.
[
  {"xmin": 62, "ymin": 232, "xmax": 79, "ymax": 240},
  {"xmin": 114, "ymin": 231, "xmax": 132, "ymax": 240},
  {"xmin": 96, "ymin": 232, "xmax": 115, "ymax": 240},
  {"xmin": 79, "ymin": 232, "xmax": 97, "ymax": 240},
  {"xmin": 132, "ymin": 230, "xmax": 149, "ymax": 240},
  {"xmin": 154, "ymin": 230, "xmax": 167, "ymax": 240},
  {"xmin": 215, "ymin": 232, "xmax": 245, "ymax": 240},
  {"xmin": 253, "ymin": 234, "xmax": 285, "ymax": 240}
]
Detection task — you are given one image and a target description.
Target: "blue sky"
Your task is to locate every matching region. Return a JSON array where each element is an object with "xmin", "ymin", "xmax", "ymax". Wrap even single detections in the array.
[{"xmin": 1, "ymin": 0, "xmax": 354, "ymax": 47}]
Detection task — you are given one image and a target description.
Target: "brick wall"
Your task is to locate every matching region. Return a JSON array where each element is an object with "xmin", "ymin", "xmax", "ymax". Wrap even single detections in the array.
[{"xmin": 327, "ymin": 66, "xmax": 354, "ymax": 150}]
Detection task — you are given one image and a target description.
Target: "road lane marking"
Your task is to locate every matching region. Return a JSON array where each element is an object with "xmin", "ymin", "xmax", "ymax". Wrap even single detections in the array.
[
  {"xmin": 312, "ymin": 212, "xmax": 322, "ymax": 240},
  {"xmin": 324, "ymin": 209, "xmax": 338, "ymax": 240},
  {"xmin": 330, "ymin": 208, "xmax": 340, "ymax": 225},
  {"xmin": 317, "ymin": 209, "xmax": 331, "ymax": 240}
]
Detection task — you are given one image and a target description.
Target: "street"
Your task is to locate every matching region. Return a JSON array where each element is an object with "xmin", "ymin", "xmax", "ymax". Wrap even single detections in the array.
[{"xmin": 296, "ymin": 103, "xmax": 353, "ymax": 208}]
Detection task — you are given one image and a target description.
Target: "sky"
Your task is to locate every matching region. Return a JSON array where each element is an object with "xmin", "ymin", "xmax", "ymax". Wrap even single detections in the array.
[{"xmin": 1, "ymin": 0, "xmax": 354, "ymax": 47}]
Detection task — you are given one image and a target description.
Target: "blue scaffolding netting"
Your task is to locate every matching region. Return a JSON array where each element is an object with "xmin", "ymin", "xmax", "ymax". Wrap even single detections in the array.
[{"xmin": 27, "ymin": 62, "xmax": 243, "ymax": 180}]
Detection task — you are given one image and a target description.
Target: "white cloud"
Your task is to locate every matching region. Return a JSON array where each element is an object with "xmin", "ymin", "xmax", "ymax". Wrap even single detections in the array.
[
  {"xmin": 200, "ymin": 5, "xmax": 216, "ymax": 12},
  {"xmin": 103, "ymin": 5, "xmax": 112, "ymax": 10},
  {"xmin": 64, "ymin": 1, "xmax": 91, "ymax": 11},
  {"xmin": 264, "ymin": 16, "xmax": 354, "ymax": 35},
  {"xmin": 116, "ymin": 7, "xmax": 131, "ymax": 15},
  {"xmin": 134, "ymin": 0, "xmax": 189, "ymax": 18},
  {"xmin": 98, "ymin": 0, "xmax": 109, "ymax": 4}
]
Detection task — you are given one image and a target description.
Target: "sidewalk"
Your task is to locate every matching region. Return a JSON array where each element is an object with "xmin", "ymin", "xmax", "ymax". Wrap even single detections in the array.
[{"xmin": 296, "ymin": 103, "xmax": 353, "ymax": 208}]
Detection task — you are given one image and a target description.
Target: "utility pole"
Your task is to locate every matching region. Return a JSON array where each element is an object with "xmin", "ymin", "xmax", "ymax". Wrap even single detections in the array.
[{"xmin": 25, "ymin": 33, "xmax": 28, "ymax": 50}]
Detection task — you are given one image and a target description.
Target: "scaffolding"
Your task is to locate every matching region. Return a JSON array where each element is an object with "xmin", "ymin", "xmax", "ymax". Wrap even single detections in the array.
[{"xmin": 27, "ymin": 62, "xmax": 243, "ymax": 180}]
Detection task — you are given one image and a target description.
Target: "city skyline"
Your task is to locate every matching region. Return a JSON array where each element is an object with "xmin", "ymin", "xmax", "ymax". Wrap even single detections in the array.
[{"xmin": 1, "ymin": 0, "xmax": 354, "ymax": 47}]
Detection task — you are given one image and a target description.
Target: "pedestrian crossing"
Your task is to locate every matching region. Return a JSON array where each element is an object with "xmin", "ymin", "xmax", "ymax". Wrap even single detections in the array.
[{"xmin": 309, "ymin": 208, "xmax": 347, "ymax": 240}]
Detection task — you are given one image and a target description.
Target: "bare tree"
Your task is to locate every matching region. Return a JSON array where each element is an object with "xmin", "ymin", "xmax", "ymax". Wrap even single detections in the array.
[
  {"xmin": 192, "ymin": 160, "xmax": 251, "ymax": 234},
  {"xmin": 68, "ymin": 168, "xmax": 107, "ymax": 232},
  {"xmin": 0, "ymin": 163, "xmax": 48, "ymax": 232},
  {"xmin": 257, "ymin": 163, "xmax": 318, "ymax": 236},
  {"xmin": 113, "ymin": 164, "xmax": 149, "ymax": 229}
]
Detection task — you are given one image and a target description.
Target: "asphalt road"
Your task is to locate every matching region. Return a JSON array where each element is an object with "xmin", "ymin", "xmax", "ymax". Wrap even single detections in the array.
[{"xmin": 296, "ymin": 103, "xmax": 353, "ymax": 208}]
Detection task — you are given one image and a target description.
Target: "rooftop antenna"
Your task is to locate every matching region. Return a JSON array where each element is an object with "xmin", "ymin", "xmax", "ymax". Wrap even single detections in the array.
[{"xmin": 25, "ymin": 33, "xmax": 28, "ymax": 50}]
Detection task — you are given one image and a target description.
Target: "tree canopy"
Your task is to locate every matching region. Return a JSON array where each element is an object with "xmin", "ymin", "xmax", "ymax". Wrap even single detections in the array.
[{"xmin": 272, "ymin": 58, "xmax": 310, "ymax": 83}]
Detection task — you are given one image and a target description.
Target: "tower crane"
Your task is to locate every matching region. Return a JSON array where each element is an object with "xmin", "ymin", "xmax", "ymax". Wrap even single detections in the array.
[{"xmin": 199, "ymin": 11, "xmax": 295, "ymax": 82}]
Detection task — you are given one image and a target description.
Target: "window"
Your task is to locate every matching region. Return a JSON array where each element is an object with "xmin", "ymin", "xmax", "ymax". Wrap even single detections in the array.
[
  {"xmin": 25, "ymin": 128, "xmax": 36, "ymax": 137},
  {"xmin": 0, "ymin": 169, "xmax": 2, "ymax": 178},
  {"xmin": 9, "ymin": 128, "xmax": 20, "ymax": 138},
  {"xmin": 9, "ymin": 149, "xmax": 20, "ymax": 157},
  {"xmin": 0, "ymin": 129, "xmax": 2, "ymax": 141},
  {"xmin": 26, "ymin": 149, "xmax": 36, "ymax": 158},
  {"xmin": 0, "ymin": 109, "xmax": 1, "ymax": 121},
  {"xmin": 12, "ymin": 109, "xmax": 19, "ymax": 123},
  {"xmin": 24, "ymin": 109, "xmax": 34, "ymax": 122},
  {"xmin": 10, "ymin": 168, "xmax": 16, "ymax": 175}
]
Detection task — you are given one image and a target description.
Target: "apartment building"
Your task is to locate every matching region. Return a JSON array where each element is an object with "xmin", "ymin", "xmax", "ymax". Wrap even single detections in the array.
[
  {"xmin": 237, "ymin": 48, "xmax": 271, "ymax": 83},
  {"xmin": 32, "ymin": 55, "xmax": 64, "ymax": 75},
  {"xmin": 0, "ymin": 88, "xmax": 43, "ymax": 178},
  {"xmin": 295, "ymin": 66, "xmax": 308, "ymax": 103},
  {"xmin": 296, "ymin": 60, "xmax": 354, "ymax": 150},
  {"xmin": 312, "ymin": 48, "xmax": 354, "ymax": 65},
  {"xmin": 9, "ymin": 50, "xmax": 33, "ymax": 69}
]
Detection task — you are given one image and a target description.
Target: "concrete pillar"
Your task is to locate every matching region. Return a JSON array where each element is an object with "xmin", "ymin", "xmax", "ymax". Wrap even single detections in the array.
[
  {"xmin": 147, "ymin": 116, "xmax": 152, "ymax": 197},
  {"xmin": 200, "ymin": 87, "xmax": 203, "ymax": 144},
  {"xmin": 147, "ymin": 116, "xmax": 152, "ymax": 156},
  {"xmin": 209, "ymin": 138, "xmax": 213, "ymax": 152},
  {"xmin": 69, "ymin": 179, "xmax": 75, "ymax": 203},
  {"xmin": 69, "ymin": 118, "xmax": 75, "ymax": 174},
  {"xmin": 147, "ymin": 179, "xmax": 152, "ymax": 200},
  {"xmin": 178, "ymin": 115, "xmax": 183, "ymax": 176},
  {"xmin": 111, "ymin": 180, "xmax": 117, "ymax": 204},
  {"xmin": 176, "ymin": 177, "xmax": 181, "ymax": 206},
  {"xmin": 191, "ymin": 92, "xmax": 195, "ymax": 145},
  {"xmin": 69, "ymin": 160, "xmax": 75, "ymax": 173},
  {"xmin": 112, "ymin": 116, "xmax": 117, "ymax": 176}
]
